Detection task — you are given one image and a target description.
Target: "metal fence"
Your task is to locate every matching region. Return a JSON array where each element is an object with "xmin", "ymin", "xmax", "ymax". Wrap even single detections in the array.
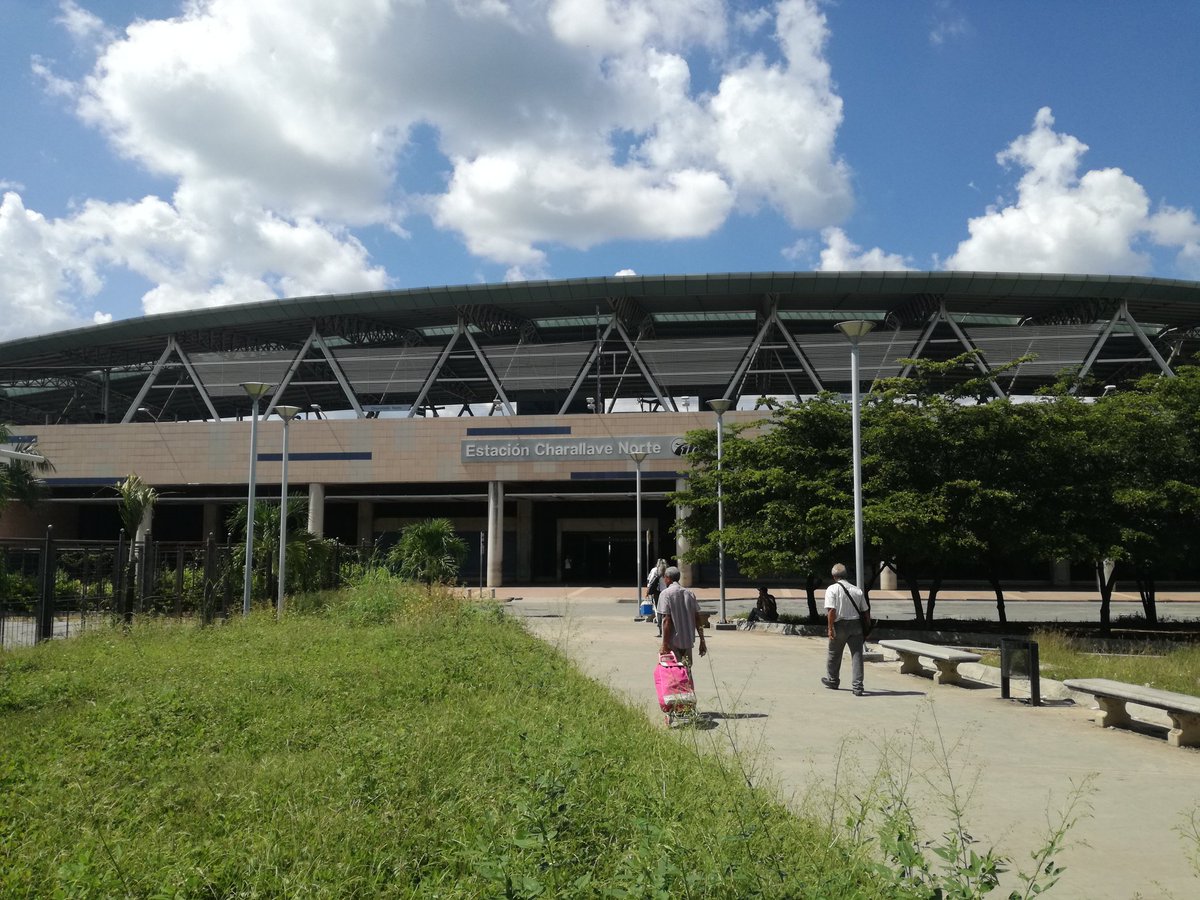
[
  {"xmin": 1, "ymin": 528, "xmax": 359, "ymax": 650},
  {"xmin": 0, "ymin": 531, "xmax": 232, "ymax": 650}
]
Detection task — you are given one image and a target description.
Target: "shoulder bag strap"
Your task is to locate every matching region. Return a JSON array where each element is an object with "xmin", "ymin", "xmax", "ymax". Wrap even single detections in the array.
[{"xmin": 842, "ymin": 581, "xmax": 869, "ymax": 617}]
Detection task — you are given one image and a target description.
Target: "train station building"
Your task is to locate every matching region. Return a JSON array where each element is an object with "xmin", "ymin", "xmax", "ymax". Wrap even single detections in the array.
[{"xmin": 1, "ymin": 271, "xmax": 1197, "ymax": 587}]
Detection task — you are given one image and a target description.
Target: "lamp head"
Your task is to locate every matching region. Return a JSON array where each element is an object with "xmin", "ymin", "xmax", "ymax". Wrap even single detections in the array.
[
  {"xmin": 834, "ymin": 320, "xmax": 875, "ymax": 343},
  {"xmin": 707, "ymin": 398, "xmax": 733, "ymax": 415},
  {"xmin": 241, "ymin": 382, "xmax": 273, "ymax": 400},
  {"xmin": 275, "ymin": 405, "xmax": 302, "ymax": 421},
  {"xmin": 630, "ymin": 451, "xmax": 648, "ymax": 463}
]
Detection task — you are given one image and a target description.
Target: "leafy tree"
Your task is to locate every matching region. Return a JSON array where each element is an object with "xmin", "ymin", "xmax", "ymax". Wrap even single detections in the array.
[
  {"xmin": 1096, "ymin": 365, "xmax": 1200, "ymax": 623},
  {"xmin": 388, "ymin": 518, "xmax": 468, "ymax": 586},
  {"xmin": 671, "ymin": 396, "xmax": 852, "ymax": 618}
]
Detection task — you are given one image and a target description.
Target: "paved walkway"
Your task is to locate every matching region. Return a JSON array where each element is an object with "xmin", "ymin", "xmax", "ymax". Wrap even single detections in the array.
[{"xmin": 505, "ymin": 588, "xmax": 1200, "ymax": 900}]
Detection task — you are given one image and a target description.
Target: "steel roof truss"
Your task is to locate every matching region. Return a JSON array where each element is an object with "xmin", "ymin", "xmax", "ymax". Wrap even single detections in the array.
[
  {"xmin": 898, "ymin": 311, "xmax": 941, "ymax": 379},
  {"xmin": 769, "ymin": 307, "xmax": 825, "ymax": 392},
  {"xmin": 1072, "ymin": 308, "xmax": 1122, "ymax": 391},
  {"xmin": 172, "ymin": 342, "xmax": 221, "ymax": 420},
  {"xmin": 1120, "ymin": 302, "xmax": 1175, "ymax": 377},
  {"xmin": 723, "ymin": 307, "xmax": 774, "ymax": 402},
  {"xmin": 120, "ymin": 339, "xmax": 177, "ymax": 423},
  {"xmin": 558, "ymin": 317, "xmax": 616, "ymax": 415},
  {"xmin": 263, "ymin": 329, "xmax": 317, "ymax": 418},
  {"xmin": 312, "ymin": 331, "xmax": 365, "ymax": 418},
  {"xmin": 943, "ymin": 312, "xmax": 1005, "ymax": 399},
  {"xmin": 408, "ymin": 321, "xmax": 465, "ymax": 417},
  {"xmin": 461, "ymin": 326, "xmax": 515, "ymax": 415},
  {"xmin": 611, "ymin": 317, "xmax": 676, "ymax": 412}
]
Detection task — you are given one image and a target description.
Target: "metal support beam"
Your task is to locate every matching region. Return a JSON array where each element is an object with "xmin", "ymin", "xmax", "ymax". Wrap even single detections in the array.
[
  {"xmin": 172, "ymin": 340, "xmax": 222, "ymax": 420},
  {"xmin": 1072, "ymin": 307, "xmax": 1123, "ymax": 390},
  {"xmin": 462, "ymin": 326, "xmax": 515, "ymax": 415},
  {"xmin": 722, "ymin": 310, "xmax": 774, "ymax": 403},
  {"xmin": 1120, "ymin": 302, "xmax": 1175, "ymax": 377},
  {"xmin": 611, "ymin": 316, "xmax": 677, "ymax": 412},
  {"xmin": 408, "ymin": 321, "xmax": 464, "ymax": 417},
  {"xmin": 558, "ymin": 317, "xmax": 616, "ymax": 415},
  {"xmin": 770, "ymin": 308, "xmax": 825, "ymax": 392},
  {"xmin": 312, "ymin": 331, "xmax": 365, "ymax": 418},
  {"xmin": 940, "ymin": 306, "xmax": 1006, "ymax": 398},
  {"xmin": 121, "ymin": 339, "xmax": 175, "ymax": 423}
]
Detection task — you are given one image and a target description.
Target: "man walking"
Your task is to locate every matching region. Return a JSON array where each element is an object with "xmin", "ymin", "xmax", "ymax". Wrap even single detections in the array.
[
  {"xmin": 658, "ymin": 566, "xmax": 707, "ymax": 669},
  {"xmin": 822, "ymin": 563, "xmax": 867, "ymax": 696}
]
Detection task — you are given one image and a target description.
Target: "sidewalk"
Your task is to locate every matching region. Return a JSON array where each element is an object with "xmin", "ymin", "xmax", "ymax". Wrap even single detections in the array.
[{"xmin": 506, "ymin": 590, "xmax": 1200, "ymax": 900}]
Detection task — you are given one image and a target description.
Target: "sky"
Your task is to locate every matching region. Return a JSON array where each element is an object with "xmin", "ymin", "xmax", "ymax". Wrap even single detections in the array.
[{"xmin": 1, "ymin": 0, "xmax": 1198, "ymax": 342}]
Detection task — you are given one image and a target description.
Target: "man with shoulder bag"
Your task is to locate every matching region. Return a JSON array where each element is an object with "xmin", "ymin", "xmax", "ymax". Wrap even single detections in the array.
[{"xmin": 821, "ymin": 563, "xmax": 870, "ymax": 696}]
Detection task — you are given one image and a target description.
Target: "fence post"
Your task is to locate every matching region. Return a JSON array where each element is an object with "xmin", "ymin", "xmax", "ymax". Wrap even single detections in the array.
[{"xmin": 36, "ymin": 526, "xmax": 56, "ymax": 642}]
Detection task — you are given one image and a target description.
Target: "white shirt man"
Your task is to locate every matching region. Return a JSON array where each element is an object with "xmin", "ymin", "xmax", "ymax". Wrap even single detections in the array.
[{"xmin": 822, "ymin": 563, "xmax": 867, "ymax": 696}]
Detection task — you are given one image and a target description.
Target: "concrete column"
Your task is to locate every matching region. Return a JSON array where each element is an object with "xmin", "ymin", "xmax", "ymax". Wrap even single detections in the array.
[
  {"xmin": 308, "ymin": 483, "xmax": 326, "ymax": 537},
  {"xmin": 356, "ymin": 500, "xmax": 373, "ymax": 548},
  {"xmin": 516, "ymin": 498, "xmax": 532, "ymax": 583},
  {"xmin": 878, "ymin": 563, "xmax": 898, "ymax": 591},
  {"xmin": 202, "ymin": 503, "xmax": 220, "ymax": 541},
  {"xmin": 1051, "ymin": 559, "xmax": 1071, "ymax": 586},
  {"xmin": 487, "ymin": 481, "xmax": 504, "ymax": 588},
  {"xmin": 136, "ymin": 505, "xmax": 153, "ymax": 544},
  {"xmin": 673, "ymin": 477, "xmax": 698, "ymax": 585}
]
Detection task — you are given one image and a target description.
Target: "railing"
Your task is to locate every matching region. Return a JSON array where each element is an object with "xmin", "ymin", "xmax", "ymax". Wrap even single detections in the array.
[{"xmin": 1, "ymin": 528, "xmax": 357, "ymax": 650}]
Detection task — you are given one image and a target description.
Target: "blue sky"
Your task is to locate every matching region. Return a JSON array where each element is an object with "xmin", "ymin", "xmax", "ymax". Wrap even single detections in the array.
[{"xmin": 1, "ymin": 0, "xmax": 1198, "ymax": 341}]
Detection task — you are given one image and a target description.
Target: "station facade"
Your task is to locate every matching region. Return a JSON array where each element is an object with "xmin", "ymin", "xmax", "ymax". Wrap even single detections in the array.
[{"xmin": 2, "ymin": 271, "xmax": 1198, "ymax": 587}]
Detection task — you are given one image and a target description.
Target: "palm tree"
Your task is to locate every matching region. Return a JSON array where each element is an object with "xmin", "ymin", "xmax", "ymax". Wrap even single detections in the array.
[
  {"xmin": 0, "ymin": 435, "xmax": 54, "ymax": 517},
  {"xmin": 113, "ymin": 473, "xmax": 158, "ymax": 621},
  {"xmin": 228, "ymin": 494, "xmax": 328, "ymax": 601},
  {"xmin": 388, "ymin": 518, "xmax": 467, "ymax": 586}
]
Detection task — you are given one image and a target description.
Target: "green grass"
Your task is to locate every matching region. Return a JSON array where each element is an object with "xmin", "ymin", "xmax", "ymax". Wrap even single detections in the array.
[
  {"xmin": 979, "ymin": 630, "xmax": 1200, "ymax": 695},
  {"xmin": 1, "ymin": 577, "xmax": 890, "ymax": 898}
]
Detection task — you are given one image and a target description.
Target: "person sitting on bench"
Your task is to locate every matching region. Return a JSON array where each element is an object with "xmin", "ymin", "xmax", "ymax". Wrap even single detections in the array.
[{"xmin": 746, "ymin": 586, "xmax": 778, "ymax": 623}]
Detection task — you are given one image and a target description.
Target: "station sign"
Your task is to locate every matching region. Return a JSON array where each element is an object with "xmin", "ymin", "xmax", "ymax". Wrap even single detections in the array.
[{"xmin": 461, "ymin": 435, "xmax": 689, "ymax": 463}]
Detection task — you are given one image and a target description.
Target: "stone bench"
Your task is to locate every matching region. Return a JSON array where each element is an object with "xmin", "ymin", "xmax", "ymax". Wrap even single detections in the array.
[
  {"xmin": 1063, "ymin": 678, "xmax": 1200, "ymax": 749},
  {"xmin": 879, "ymin": 640, "xmax": 982, "ymax": 686}
]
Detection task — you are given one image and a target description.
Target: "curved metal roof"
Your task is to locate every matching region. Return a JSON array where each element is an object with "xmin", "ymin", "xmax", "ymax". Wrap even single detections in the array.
[{"xmin": 1, "ymin": 271, "xmax": 1197, "ymax": 425}]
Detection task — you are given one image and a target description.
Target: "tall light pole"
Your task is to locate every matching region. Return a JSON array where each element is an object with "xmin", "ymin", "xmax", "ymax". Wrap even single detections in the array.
[
  {"xmin": 241, "ymin": 382, "xmax": 273, "ymax": 615},
  {"xmin": 275, "ymin": 405, "xmax": 301, "ymax": 618},
  {"xmin": 630, "ymin": 450, "xmax": 647, "ymax": 606},
  {"xmin": 835, "ymin": 321, "xmax": 875, "ymax": 592},
  {"xmin": 707, "ymin": 398, "xmax": 733, "ymax": 625}
]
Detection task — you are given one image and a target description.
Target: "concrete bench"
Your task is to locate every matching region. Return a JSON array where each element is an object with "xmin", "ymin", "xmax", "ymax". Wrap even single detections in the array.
[
  {"xmin": 1063, "ymin": 678, "xmax": 1200, "ymax": 749},
  {"xmin": 879, "ymin": 640, "xmax": 982, "ymax": 685}
]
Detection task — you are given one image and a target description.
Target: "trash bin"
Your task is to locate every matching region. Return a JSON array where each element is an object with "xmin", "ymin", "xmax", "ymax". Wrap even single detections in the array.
[{"xmin": 999, "ymin": 638, "xmax": 1040, "ymax": 706}]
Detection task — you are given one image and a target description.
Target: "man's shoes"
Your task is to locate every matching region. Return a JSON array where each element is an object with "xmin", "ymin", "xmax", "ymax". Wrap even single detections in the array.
[
  {"xmin": 821, "ymin": 677, "xmax": 839, "ymax": 690},
  {"xmin": 852, "ymin": 688, "xmax": 865, "ymax": 696}
]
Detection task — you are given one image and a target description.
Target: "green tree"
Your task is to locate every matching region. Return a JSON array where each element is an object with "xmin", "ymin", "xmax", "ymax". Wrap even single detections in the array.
[
  {"xmin": 227, "ymin": 494, "xmax": 330, "ymax": 602},
  {"xmin": 388, "ymin": 518, "xmax": 468, "ymax": 586},
  {"xmin": 671, "ymin": 396, "xmax": 853, "ymax": 618},
  {"xmin": 0, "ymin": 433, "xmax": 53, "ymax": 518},
  {"xmin": 1095, "ymin": 364, "xmax": 1200, "ymax": 623},
  {"xmin": 113, "ymin": 473, "xmax": 159, "ymax": 621}
]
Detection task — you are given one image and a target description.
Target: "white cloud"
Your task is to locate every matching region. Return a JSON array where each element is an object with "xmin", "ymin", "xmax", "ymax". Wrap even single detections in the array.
[
  {"xmin": 614, "ymin": 268, "xmax": 638, "ymax": 276},
  {"xmin": 56, "ymin": 0, "xmax": 115, "ymax": 50},
  {"xmin": 929, "ymin": 1, "xmax": 969, "ymax": 46},
  {"xmin": 6, "ymin": 0, "xmax": 857, "ymax": 337},
  {"xmin": 0, "ymin": 192, "xmax": 93, "ymax": 340},
  {"xmin": 816, "ymin": 227, "xmax": 912, "ymax": 271},
  {"xmin": 944, "ymin": 108, "xmax": 1200, "ymax": 275}
]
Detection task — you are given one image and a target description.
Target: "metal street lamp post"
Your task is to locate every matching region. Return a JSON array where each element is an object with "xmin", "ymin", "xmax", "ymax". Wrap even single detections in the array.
[
  {"xmin": 835, "ymin": 321, "xmax": 875, "ymax": 591},
  {"xmin": 630, "ymin": 450, "xmax": 647, "ymax": 609},
  {"xmin": 275, "ymin": 405, "xmax": 301, "ymax": 618},
  {"xmin": 240, "ymin": 382, "xmax": 273, "ymax": 615},
  {"xmin": 707, "ymin": 398, "xmax": 733, "ymax": 624}
]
